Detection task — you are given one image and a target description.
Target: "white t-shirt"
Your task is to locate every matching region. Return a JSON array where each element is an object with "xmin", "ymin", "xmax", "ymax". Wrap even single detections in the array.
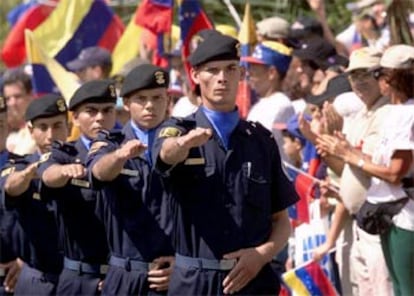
[
  {"xmin": 247, "ymin": 92, "xmax": 295, "ymax": 160},
  {"xmin": 171, "ymin": 96, "xmax": 198, "ymax": 118},
  {"xmin": 366, "ymin": 100, "xmax": 414, "ymax": 231}
]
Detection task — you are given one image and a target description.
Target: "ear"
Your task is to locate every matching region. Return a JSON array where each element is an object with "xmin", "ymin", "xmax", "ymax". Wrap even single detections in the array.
[
  {"xmin": 71, "ymin": 111, "xmax": 80, "ymax": 128},
  {"xmin": 122, "ymin": 97, "xmax": 131, "ymax": 113},
  {"xmin": 268, "ymin": 66, "xmax": 280, "ymax": 81},
  {"xmin": 190, "ymin": 67, "xmax": 200, "ymax": 85}
]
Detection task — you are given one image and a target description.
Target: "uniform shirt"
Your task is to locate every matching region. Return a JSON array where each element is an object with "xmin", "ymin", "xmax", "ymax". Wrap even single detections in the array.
[
  {"xmin": 86, "ymin": 121, "xmax": 173, "ymax": 261},
  {"xmin": 152, "ymin": 108, "xmax": 299, "ymax": 259},
  {"xmin": 38, "ymin": 139, "xmax": 109, "ymax": 264},
  {"xmin": 0, "ymin": 150, "xmax": 19, "ymax": 264},
  {"xmin": 0, "ymin": 153, "xmax": 62, "ymax": 274}
]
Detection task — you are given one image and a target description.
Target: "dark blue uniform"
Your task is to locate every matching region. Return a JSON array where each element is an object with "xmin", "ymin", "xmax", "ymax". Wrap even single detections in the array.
[
  {"xmin": 0, "ymin": 150, "xmax": 20, "ymax": 296},
  {"xmin": 0, "ymin": 153, "xmax": 62, "ymax": 296},
  {"xmin": 38, "ymin": 139, "xmax": 109, "ymax": 296},
  {"xmin": 152, "ymin": 109, "xmax": 299, "ymax": 295},
  {"xmin": 86, "ymin": 121, "xmax": 173, "ymax": 296}
]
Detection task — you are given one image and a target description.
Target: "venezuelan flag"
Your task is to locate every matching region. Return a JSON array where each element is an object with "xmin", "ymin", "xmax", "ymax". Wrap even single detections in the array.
[
  {"xmin": 236, "ymin": 1, "xmax": 256, "ymax": 119},
  {"xmin": 1, "ymin": 1, "xmax": 57, "ymax": 68},
  {"xmin": 282, "ymin": 261, "xmax": 337, "ymax": 296},
  {"xmin": 26, "ymin": 0, "xmax": 124, "ymax": 95}
]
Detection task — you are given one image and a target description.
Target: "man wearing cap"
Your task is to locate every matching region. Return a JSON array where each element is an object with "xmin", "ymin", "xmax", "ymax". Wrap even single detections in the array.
[
  {"xmin": 256, "ymin": 16, "xmax": 291, "ymax": 46},
  {"xmin": 314, "ymin": 47, "xmax": 392, "ymax": 296},
  {"xmin": 151, "ymin": 32, "xmax": 298, "ymax": 295},
  {"xmin": 0, "ymin": 95, "xmax": 21, "ymax": 295},
  {"xmin": 66, "ymin": 46, "xmax": 112, "ymax": 83},
  {"xmin": 37, "ymin": 80, "xmax": 117, "ymax": 295},
  {"xmin": 86, "ymin": 64, "xmax": 174, "ymax": 295},
  {"xmin": 1, "ymin": 94, "xmax": 69, "ymax": 295},
  {"xmin": 243, "ymin": 41, "xmax": 295, "ymax": 161}
]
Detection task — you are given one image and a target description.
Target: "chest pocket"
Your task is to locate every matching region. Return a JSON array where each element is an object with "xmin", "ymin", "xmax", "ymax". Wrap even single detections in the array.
[{"xmin": 241, "ymin": 161, "xmax": 271, "ymax": 210}]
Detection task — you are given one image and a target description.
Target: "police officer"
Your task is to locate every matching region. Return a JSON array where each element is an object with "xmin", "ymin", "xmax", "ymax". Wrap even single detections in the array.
[
  {"xmin": 1, "ymin": 94, "xmax": 69, "ymax": 295},
  {"xmin": 151, "ymin": 32, "xmax": 299, "ymax": 295},
  {"xmin": 0, "ymin": 95, "xmax": 21, "ymax": 295},
  {"xmin": 37, "ymin": 80, "xmax": 117, "ymax": 295},
  {"xmin": 87, "ymin": 64, "xmax": 174, "ymax": 295}
]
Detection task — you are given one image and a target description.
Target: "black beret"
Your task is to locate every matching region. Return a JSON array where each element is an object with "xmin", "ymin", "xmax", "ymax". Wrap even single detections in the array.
[
  {"xmin": 25, "ymin": 94, "xmax": 67, "ymax": 122},
  {"xmin": 0, "ymin": 95, "xmax": 6, "ymax": 113},
  {"xmin": 189, "ymin": 32, "xmax": 241, "ymax": 67},
  {"xmin": 120, "ymin": 64, "xmax": 169, "ymax": 97},
  {"xmin": 69, "ymin": 79, "xmax": 117, "ymax": 111}
]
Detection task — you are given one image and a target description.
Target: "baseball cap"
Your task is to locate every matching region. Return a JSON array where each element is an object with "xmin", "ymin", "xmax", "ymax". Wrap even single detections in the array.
[
  {"xmin": 306, "ymin": 74, "xmax": 352, "ymax": 106},
  {"xmin": 256, "ymin": 16, "xmax": 290, "ymax": 39},
  {"xmin": 346, "ymin": 47, "xmax": 382, "ymax": 72},
  {"xmin": 242, "ymin": 41, "xmax": 292, "ymax": 76},
  {"xmin": 346, "ymin": 0, "xmax": 380, "ymax": 12},
  {"xmin": 293, "ymin": 38, "xmax": 349, "ymax": 71},
  {"xmin": 289, "ymin": 16, "xmax": 324, "ymax": 40},
  {"xmin": 66, "ymin": 46, "xmax": 112, "ymax": 72},
  {"xmin": 379, "ymin": 44, "xmax": 414, "ymax": 69}
]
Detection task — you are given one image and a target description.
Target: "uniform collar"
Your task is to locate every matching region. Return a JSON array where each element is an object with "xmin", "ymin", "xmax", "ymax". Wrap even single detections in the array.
[{"xmin": 80, "ymin": 135, "xmax": 93, "ymax": 151}]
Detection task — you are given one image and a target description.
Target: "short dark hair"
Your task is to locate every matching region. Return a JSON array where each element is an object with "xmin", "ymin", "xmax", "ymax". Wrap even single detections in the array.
[
  {"xmin": 2, "ymin": 68, "xmax": 32, "ymax": 94},
  {"xmin": 386, "ymin": 69, "xmax": 414, "ymax": 99}
]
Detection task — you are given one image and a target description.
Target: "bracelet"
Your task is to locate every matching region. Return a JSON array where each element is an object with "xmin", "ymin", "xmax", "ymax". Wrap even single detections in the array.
[{"xmin": 357, "ymin": 158, "xmax": 365, "ymax": 168}]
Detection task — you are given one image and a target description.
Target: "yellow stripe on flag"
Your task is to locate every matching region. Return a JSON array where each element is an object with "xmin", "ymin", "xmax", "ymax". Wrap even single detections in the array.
[
  {"xmin": 111, "ymin": 18, "xmax": 143, "ymax": 76},
  {"xmin": 33, "ymin": 0, "xmax": 94, "ymax": 57},
  {"xmin": 282, "ymin": 270, "xmax": 312, "ymax": 296},
  {"xmin": 25, "ymin": 30, "xmax": 80, "ymax": 104},
  {"xmin": 238, "ymin": 1, "xmax": 256, "ymax": 45}
]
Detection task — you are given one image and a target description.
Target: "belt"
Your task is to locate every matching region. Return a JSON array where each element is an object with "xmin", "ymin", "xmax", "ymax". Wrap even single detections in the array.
[
  {"xmin": 175, "ymin": 253, "xmax": 236, "ymax": 271},
  {"xmin": 64, "ymin": 257, "xmax": 108, "ymax": 275},
  {"xmin": 109, "ymin": 255, "xmax": 150, "ymax": 271},
  {"xmin": 24, "ymin": 264, "xmax": 59, "ymax": 284}
]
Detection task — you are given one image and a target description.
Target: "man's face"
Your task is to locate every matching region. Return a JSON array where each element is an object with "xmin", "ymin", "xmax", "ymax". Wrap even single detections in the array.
[
  {"xmin": 75, "ymin": 66, "xmax": 103, "ymax": 83},
  {"xmin": 29, "ymin": 114, "xmax": 69, "ymax": 154},
  {"xmin": 247, "ymin": 63, "xmax": 273, "ymax": 97},
  {"xmin": 295, "ymin": 58, "xmax": 317, "ymax": 94},
  {"xmin": 0, "ymin": 112, "xmax": 8, "ymax": 151},
  {"xmin": 72, "ymin": 102, "xmax": 116, "ymax": 139},
  {"xmin": 124, "ymin": 87, "xmax": 169, "ymax": 130},
  {"xmin": 3, "ymin": 82, "xmax": 32, "ymax": 129},
  {"xmin": 191, "ymin": 60, "xmax": 243, "ymax": 112},
  {"xmin": 348, "ymin": 69, "xmax": 381, "ymax": 106}
]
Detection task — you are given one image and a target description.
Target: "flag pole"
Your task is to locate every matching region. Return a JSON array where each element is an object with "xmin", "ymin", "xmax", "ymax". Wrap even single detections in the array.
[
  {"xmin": 221, "ymin": 0, "xmax": 242, "ymax": 27},
  {"xmin": 283, "ymin": 161, "xmax": 340, "ymax": 194},
  {"xmin": 288, "ymin": 242, "xmax": 348, "ymax": 272}
]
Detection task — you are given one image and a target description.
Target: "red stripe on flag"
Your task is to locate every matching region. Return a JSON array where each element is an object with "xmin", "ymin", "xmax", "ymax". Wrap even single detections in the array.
[{"xmin": 97, "ymin": 15, "xmax": 125, "ymax": 52}]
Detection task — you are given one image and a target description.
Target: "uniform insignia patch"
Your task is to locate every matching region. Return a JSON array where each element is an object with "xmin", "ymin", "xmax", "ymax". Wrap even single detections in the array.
[
  {"xmin": 56, "ymin": 99, "xmax": 67, "ymax": 112},
  {"xmin": 71, "ymin": 179, "xmax": 90, "ymax": 188},
  {"xmin": 154, "ymin": 71, "xmax": 166, "ymax": 85},
  {"xmin": 0, "ymin": 167, "xmax": 15, "ymax": 177},
  {"xmin": 184, "ymin": 158, "xmax": 205, "ymax": 165},
  {"xmin": 235, "ymin": 43, "xmax": 241, "ymax": 57},
  {"xmin": 109, "ymin": 84, "xmax": 117, "ymax": 98},
  {"xmin": 88, "ymin": 141, "xmax": 108, "ymax": 155},
  {"xmin": 159, "ymin": 127, "xmax": 182, "ymax": 138},
  {"xmin": 39, "ymin": 152, "xmax": 51, "ymax": 163},
  {"xmin": 120, "ymin": 168, "xmax": 139, "ymax": 177},
  {"xmin": 32, "ymin": 193, "xmax": 41, "ymax": 200}
]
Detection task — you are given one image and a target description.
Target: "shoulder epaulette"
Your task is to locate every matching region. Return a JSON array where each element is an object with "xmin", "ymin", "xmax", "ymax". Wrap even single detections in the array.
[
  {"xmin": 247, "ymin": 120, "xmax": 274, "ymax": 139},
  {"xmin": 97, "ymin": 129, "xmax": 125, "ymax": 144},
  {"xmin": 52, "ymin": 140, "xmax": 78, "ymax": 156}
]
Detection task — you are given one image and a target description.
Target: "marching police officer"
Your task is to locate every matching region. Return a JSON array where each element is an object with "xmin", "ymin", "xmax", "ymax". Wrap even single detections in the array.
[
  {"xmin": 38, "ymin": 80, "xmax": 117, "ymax": 295},
  {"xmin": 1, "ymin": 94, "xmax": 69, "ymax": 295},
  {"xmin": 0, "ymin": 95, "xmax": 20, "ymax": 295},
  {"xmin": 152, "ymin": 32, "xmax": 299, "ymax": 295},
  {"xmin": 87, "ymin": 64, "xmax": 174, "ymax": 295}
]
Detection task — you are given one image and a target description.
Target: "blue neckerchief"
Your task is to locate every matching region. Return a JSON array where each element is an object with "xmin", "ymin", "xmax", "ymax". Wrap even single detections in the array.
[
  {"xmin": 80, "ymin": 135, "xmax": 93, "ymax": 151},
  {"xmin": 130, "ymin": 120, "xmax": 155, "ymax": 165},
  {"xmin": 201, "ymin": 106, "xmax": 240, "ymax": 149},
  {"xmin": 0, "ymin": 150, "xmax": 9, "ymax": 168}
]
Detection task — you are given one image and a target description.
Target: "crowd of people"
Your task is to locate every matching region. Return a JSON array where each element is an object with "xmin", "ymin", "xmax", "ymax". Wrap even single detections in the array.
[{"xmin": 0, "ymin": 0, "xmax": 414, "ymax": 295}]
